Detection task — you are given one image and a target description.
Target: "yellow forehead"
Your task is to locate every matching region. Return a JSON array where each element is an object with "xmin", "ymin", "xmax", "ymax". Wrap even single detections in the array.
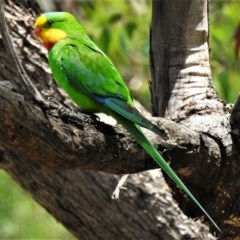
[{"xmin": 35, "ymin": 15, "xmax": 47, "ymax": 27}]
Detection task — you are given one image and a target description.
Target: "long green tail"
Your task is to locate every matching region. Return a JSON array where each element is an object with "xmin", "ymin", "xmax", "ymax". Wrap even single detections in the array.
[{"xmin": 118, "ymin": 117, "xmax": 221, "ymax": 233}]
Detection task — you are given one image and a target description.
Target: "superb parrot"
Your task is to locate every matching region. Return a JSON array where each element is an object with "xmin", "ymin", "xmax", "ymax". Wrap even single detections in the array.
[{"xmin": 34, "ymin": 12, "xmax": 220, "ymax": 232}]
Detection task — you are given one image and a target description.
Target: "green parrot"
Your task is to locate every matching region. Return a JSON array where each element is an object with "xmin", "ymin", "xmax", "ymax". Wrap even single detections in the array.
[{"xmin": 34, "ymin": 12, "xmax": 220, "ymax": 232}]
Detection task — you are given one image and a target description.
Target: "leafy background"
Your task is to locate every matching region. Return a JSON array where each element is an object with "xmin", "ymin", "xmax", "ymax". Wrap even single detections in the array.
[
  {"xmin": 210, "ymin": 1, "xmax": 240, "ymax": 103},
  {"xmin": 1, "ymin": 0, "xmax": 239, "ymax": 239}
]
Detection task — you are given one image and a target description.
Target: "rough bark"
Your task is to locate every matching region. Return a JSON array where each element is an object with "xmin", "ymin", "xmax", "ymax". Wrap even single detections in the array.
[
  {"xmin": 150, "ymin": 0, "xmax": 220, "ymax": 119},
  {"xmin": 150, "ymin": 0, "xmax": 239, "ymax": 239},
  {"xmin": 0, "ymin": 0, "xmax": 237, "ymax": 239}
]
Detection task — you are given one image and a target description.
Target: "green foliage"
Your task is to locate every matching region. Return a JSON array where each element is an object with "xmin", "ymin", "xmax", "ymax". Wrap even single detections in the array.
[
  {"xmin": 210, "ymin": 1, "xmax": 240, "ymax": 103},
  {"xmin": 0, "ymin": 170, "xmax": 75, "ymax": 239}
]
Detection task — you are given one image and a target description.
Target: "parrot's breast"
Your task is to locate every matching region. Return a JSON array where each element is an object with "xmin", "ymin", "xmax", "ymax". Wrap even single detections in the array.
[{"xmin": 48, "ymin": 45, "xmax": 103, "ymax": 112}]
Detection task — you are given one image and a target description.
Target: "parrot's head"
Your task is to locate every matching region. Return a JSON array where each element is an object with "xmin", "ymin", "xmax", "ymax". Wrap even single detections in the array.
[{"xmin": 34, "ymin": 12, "xmax": 84, "ymax": 50}]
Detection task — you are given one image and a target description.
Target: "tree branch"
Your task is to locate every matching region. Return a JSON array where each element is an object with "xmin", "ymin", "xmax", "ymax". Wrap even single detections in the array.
[
  {"xmin": 0, "ymin": 80, "xmax": 222, "ymax": 178},
  {"xmin": 0, "ymin": 0, "xmax": 46, "ymax": 103},
  {"xmin": 150, "ymin": 0, "xmax": 219, "ymax": 120}
]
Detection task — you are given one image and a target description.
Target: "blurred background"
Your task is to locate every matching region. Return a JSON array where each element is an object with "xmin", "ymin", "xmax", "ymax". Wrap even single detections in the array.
[{"xmin": 1, "ymin": 0, "xmax": 240, "ymax": 238}]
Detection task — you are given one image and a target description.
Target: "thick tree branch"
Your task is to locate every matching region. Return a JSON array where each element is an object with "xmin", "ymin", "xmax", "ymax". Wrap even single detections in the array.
[
  {"xmin": 150, "ymin": 0, "xmax": 220, "ymax": 120},
  {"xmin": 0, "ymin": 0, "xmax": 45, "ymax": 103},
  {"xmin": 149, "ymin": 0, "xmax": 240, "ymax": 237},
  {"xmin": 0, "ymin": 81, "xmax": 221, "ymax": 177},
  {"xmin": 1, "ymin": 154, "xmax": 215, "ymax": 240}
]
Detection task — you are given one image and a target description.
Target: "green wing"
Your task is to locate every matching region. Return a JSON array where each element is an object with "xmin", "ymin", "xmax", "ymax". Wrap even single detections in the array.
[
  {"xmin": 60, "ymin": 41, "xmax": 131, "ymax": 102},
  {"xmin": 59, "ymin": 41, "xmax": 165, "ymax": 136}
]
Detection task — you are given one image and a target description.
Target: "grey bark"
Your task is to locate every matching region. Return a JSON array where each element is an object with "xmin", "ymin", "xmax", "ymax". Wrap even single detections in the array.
[
  {"xmin": 150, "ymin": 0, "xmax": 239, "ymax": 239},
  {"xmin": 0, "ymin": 0, "xmax": 238, "ymax": 239}
]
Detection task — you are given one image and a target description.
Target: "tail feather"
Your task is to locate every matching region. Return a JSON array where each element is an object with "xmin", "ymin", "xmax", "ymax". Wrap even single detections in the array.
[
  {"xmin": 118, "ymin": 117, "xmax": 221, "ymax": 233},
  {"xmin": 150, "ymin": 123, "xmax": 167, "ymax": 138}
]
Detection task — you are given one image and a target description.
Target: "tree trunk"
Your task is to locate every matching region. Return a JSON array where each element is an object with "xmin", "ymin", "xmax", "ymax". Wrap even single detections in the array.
[{"xmin": 0, "ymin": 0, "xmax": 238, "ymax": 239}]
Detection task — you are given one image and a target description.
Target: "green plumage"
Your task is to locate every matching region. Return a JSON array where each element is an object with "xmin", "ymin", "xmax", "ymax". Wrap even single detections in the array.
[{"xmin": 36, "ymin": 12, "xmax": 221, "ymax": 232}]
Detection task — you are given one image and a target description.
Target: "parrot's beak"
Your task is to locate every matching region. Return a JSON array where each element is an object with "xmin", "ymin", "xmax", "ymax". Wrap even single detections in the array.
[{"xmin": 34, "ymin": 26, "xmax": 42, "ymax": 37}]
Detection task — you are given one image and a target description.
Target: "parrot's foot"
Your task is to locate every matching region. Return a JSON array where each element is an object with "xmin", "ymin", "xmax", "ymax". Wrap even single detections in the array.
[{"xmin": 111, "ymin": 174, "xmax": 129, "ymax": 200}]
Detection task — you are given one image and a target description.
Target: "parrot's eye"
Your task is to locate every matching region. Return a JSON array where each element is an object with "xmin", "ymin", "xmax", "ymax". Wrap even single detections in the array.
[{"xmin": 45, "ymin": 20, "xmax": 53, "ymax": 27}]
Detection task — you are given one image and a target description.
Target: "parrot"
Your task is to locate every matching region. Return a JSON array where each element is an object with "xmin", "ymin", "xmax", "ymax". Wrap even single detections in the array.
[{"xmin": 34, "ymin": 12, "xmax": 221, "ymax": 233}]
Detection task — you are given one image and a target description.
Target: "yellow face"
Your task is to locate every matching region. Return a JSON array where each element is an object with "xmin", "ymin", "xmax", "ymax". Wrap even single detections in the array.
[
  {"xmin": 34, "ymin": 14, "xmax": 47, "ymax": 27},
  {"xmin": 34, "ymin": 14, "xmax": 67, "ymax": 49}
]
